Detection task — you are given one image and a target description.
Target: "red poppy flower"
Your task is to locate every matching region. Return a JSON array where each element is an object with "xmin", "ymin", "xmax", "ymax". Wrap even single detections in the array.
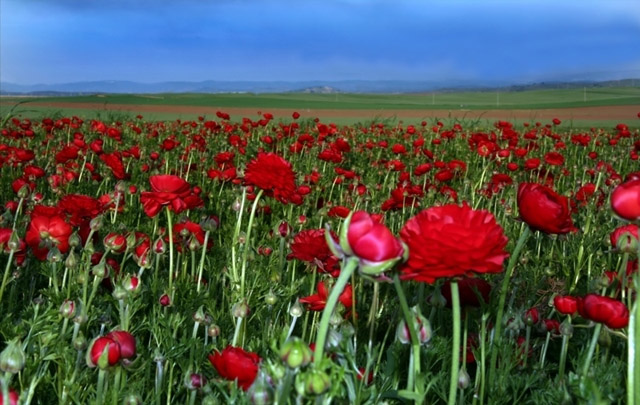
[
  {"xmin": 57, "ymin": 194, "xmax": 104, "ymax": 227},
  {"xmin": 299, "ymin": 281, "xmax": 353, "ymax": 311},
  {"xmin": 581, "ymin": 294, "xmax": 629, "ymax": 329},
  {"xmin": 25, "ymin": 211, "xmax": 73, "ymax": 260},
  {"xmin": 99, "ymin": 152, "xmax": 128, "ymax": 180},
  {"xmin": 208, "ymin": 346, "xmax": 261, "ymax": 391},
  {"xmin": 140, "ymin": 175, "xmax": 203, "ymax": 217},
  {"xmin": 399, "ymin": 203, "xmax": 509, "ymax": 283},
  {"xmin": 553, "ymin": 295, "xmax": 580, "ymax": 315},
  {"xmin": 244, "ymin": 152, "xmax": 299, "ymax": 204},
  {"xmin": 544, "ymin": 151, "xmax": 565, "ymax": 166},
  {"xmin": 517, "ymin": 183, "xmax": 577, "ymax": 234}
]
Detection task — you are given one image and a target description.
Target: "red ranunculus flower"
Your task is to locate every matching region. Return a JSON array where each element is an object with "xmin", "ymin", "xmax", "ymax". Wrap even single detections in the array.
[
  {"xmin": 105, "ymin": 330, "xmax": 136, "ymax": 359},
  {"xmin": 140, "ymin": 175, "xmax": 203, "ymax": 217},
  {"xmin": 87, "ymin": 336, "xmax": 121, "ymax": 368},
  {"xmin": 517, "ymin": 183, "xmax": 577, "ymax": 234},
  {"xmin": 346, "ymin": 211, "xmax": 404, "ymax": 264},
  {"xmin": 610, "ymin": 178, "xmax": 640, "ymax": 221},
  {"xmin": 99, "ymin": 152, "xmax": 128, "ymax": 180},
  {"xmin": 25, "ymin": 211, "xmax": 73, "ymax": 260},
  {"xmin": 610, "ymin": 224, "xmax": 638, "ymax": 253},
  {"xmin": 287, "ymin": 229, "xmax": 340, "ymax": 277},
  {"xmin": 581, "ymin": 294, "xmax": 629, "ymax": 329},
  {"xmin": 208, "ymin": 346, "xmax": 261, "ymax": 391},
  {"xmin": 299, "ymin": 280, "xmax": 353, "ymax": 312},
  {"xmin": 57, "ymin": 194, "xmax": 104, "ymax": 227},
  {"xmin": 244, "ymin": 152, "xmax": 298, "ymax": 204},
  {"xmin": 399, "ymin": 203, "xmax": 508, "ymax": 283},
  {"xmin": 553, "ymin": 295, "xmax": 580, "ymax": 315}
]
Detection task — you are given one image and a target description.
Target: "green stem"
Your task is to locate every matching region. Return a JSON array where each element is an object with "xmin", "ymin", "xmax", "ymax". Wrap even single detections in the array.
[
  {"xmin": 166, "ymin": 208, "xmax": 175, "ymax": 301},
  {"xmin": 557, "ymin": 317, "xmax": 571, "ymax": 381},
  {"xmin": 488, "ymin": 225, "xmax": 531, "ymax": 388},
  {"xmin": 0, "ymin": 249, "xmax": 16, "ymax": 303},
  {"xmin": 313, "ymin": 257, "xmax": 358, "ymax": 367},
  {"xmin": 629, "ymin": 268, "xmax": 640, "ymax": 405},
  {"xmin": 96, "ymin": 368, "xmax": 106, "ymax": 404},
  {"xmin": 581, "ymin": 323, "xmax": 602, "ymax": 376},
  {"xmin": 240, "ymin": 189, "xmax": 263, "ymax": 298},
  {"xmin": 392, "ymin": 274, "xmax": 421, "ymax": 394},
  {"xmin": 196, "ymin": 231, "xmax": 210, "ymax": 293},
  {"xmin": 448, "ymin": 280, "xmax": 461, "ymax": 405}
]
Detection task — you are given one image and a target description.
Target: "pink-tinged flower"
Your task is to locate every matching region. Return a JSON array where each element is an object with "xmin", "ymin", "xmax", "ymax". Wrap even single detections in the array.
[
  {"xmin": 208, "ymin": 346, "xmax": 261, "ymax": 391},
  {"xmin": 244, "ymin": 152, "xmax": 299, "ymax": 204},
  {"xmin": 140, "ymin": 175, "xmax": 203, "ymax": 217},
  {"xmin": 581, "ymin": 294, "xmax": 629, "ymax": 329},
  {"xmin": 346, "ymin": 211, "xmax": 404, "ymax": 264},
  {"xmin": 400, "ymin": 203, "xmax": 508, "ymax": 284},
  {"xmin": 610, "ymin": 178, "xmax": 640, "ymax": 221},
  {"xmin": 25, "ymin": 211, "xmax": 73, "ymax": 261},
  {"xmin": 517, "ymin": 183, "xmax": 577, "ymax": 234},
  {"xmin": 0, "ymin": 387, "xmax": 18, "ymax": 405}
]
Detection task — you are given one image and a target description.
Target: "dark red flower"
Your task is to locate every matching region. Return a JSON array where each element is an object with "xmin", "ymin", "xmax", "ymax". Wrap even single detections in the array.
[
  {"xmin": 244, "ymin": 152, "xmax": 298, "ymax": 204},
  {"xmin": 581, "ymin": 294, "xmax": 629, "ymax": 329},
  {"xmin": 544, "ymin": 151, "xmax": 564, "ymax": 166},
  {"xmin": 517, "ymin": 183, "xmax": 577, "ymax": 234},
  {"xmin": 99, "ymin": 152, "xmax": 128, "ymax": 180},
  {"xmin": 105, "ymin": 330, "xmax": 136, "ymax": 359},
  {"xmin": 87, "ymin": 336, "xmax": 121, "ymax": 368},
  {"xmin": 287, "ymin": 229, "xmax": 340, "ymax": 276},
  {"xmin": 58, "ymin": 194, "xmax": 104, "ymax": 227},
  {"xmin": 399, "ymin": 203, "xmax": 508, "ymax": 283},
  {"xmin": 140, "ymin": 175, "xmax": 203, "ymax": 217},
  {"xmin": 610, "ymin": 224, "xmax": 638, "ymax": 253},
  {"xmin": 208, "ymin": 346, "xmax": 261, "ymax": 391},
  {"xmin": 610, "ymin": 178, "xmax": 640, "ymax": 221}
]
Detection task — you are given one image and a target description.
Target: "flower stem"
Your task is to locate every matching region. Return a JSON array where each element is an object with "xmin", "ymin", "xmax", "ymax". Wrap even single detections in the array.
[
  {"xmin": 581, "ymin": 323, "xmax": 602, "ymax": 376},
  {"xmin": 240, "ymin": 189, "xmax": 263, "ymax": 298},
  {"xmin": 196, "ymin": 230, "xmax": 210, "ymax": 293},
  {"xmin": 0, "ymin": 248, "xmax": 16, "ymax": 304},
  {"xmin": 448, "ymin": 280, "xmax": 461, "ymax": 405},
  {"xmin": 392, "ymin": 274, "xmax": 421, "ymax": 393},
  {"xmin": 557, "ymin": 317, "xmax": 571, "ymax": 381},
  {"xmin": 166, "ymin": 208, "xmax": 175, "ymax": 301},
  {"xmin": 313, "ymin": 257, "xmax": 358, "ymax": 367},
  {"xmin": 629, "ymin": 268, "xmax": 640, "ymax": 405},
  {"xmin": 488, "ymin": 225, "xmax": 530, "ymax": 389}
]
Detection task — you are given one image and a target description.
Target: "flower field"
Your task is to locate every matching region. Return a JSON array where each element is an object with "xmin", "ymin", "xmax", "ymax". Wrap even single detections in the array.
[{"xmin": 0, "ymin": 111, "xmax": 639, "ymax": 404}]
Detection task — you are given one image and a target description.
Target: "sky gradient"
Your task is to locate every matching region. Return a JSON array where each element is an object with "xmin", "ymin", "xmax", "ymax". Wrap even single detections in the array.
[{"xmin": 1, "ymin": 0, "xmax": 639, "ymax": 85}]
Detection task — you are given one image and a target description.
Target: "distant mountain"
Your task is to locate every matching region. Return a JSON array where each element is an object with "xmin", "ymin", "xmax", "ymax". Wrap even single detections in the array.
[{"xmin": 1, "ymin": 78, "xmax": 638, "ymax": 95}]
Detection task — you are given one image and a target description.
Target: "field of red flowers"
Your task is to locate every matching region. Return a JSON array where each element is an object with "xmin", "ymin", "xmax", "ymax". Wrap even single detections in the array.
[{"xmin": 0, "ymin": 112, "xmax": 639, "ymax": 404}]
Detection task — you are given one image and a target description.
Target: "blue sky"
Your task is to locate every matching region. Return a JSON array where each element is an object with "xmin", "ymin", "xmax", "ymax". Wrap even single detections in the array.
[{"xmin": 1, "ymin": 0, "xmax": 639, "ymax": 84}]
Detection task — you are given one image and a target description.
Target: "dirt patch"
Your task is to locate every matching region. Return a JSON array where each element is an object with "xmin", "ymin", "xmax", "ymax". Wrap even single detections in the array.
[{"xmin": 3, "ymin": 101, "xmax": 639, "ymax": 123}]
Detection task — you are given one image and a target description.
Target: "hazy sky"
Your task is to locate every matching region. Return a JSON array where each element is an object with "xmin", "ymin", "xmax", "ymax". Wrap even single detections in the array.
[{"xmin": 1, "ymin": 0, "xmax": 639, "ymax": 84}]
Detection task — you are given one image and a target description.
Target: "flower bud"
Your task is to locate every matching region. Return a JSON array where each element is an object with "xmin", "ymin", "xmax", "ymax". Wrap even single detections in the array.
[
  {"xmin": 17, "ymin": 183, "xmax": 31, "ymax": 199},
  {"xmin": 458, "ymin": 367, "xmax": 470, "ymax": 389},
  {"xmin": 154, "ymin": 238, "xmax": 166, "ymax": 254},
  {"xmin": 112, "ymin": 285, "xmax": 128, "ymax": 300},
  {"xmin": 185, "ymin": 372, "xmax": 206, "ymax": 390},
  {"xmin": 126, "ymin": 232, "xmax": 137, "ymax": 250},
  {"xmin": 232, "ymin": 199, "xmax": 242, "ymax": 212},
  {"xmin": 91, "ymin": 262, "xmax": 108, "ymax": 279},
  {"xmin": 87, "ymin": 336, "xmax": 121, "ymax": 369},
  {"xmin": 247, "ymin": 371, "xmax": 272, "ymax": 405},
  {"xmin": 278, "ymin": 221, "xmax": 292, "ymax": 238},
  {"xmin": 123, "ymin": 275, "xmax": 140, "ymax": 294},
  {"xmin": 0, "ymin": 338, "xmax": 26, "ymax": 374},
  {"xmin": 122, "ymin": 394, "xmax": 143, "ymax": 405},
  {"xmin": 523, "ymin": 308, "xmax": 539, "ymax": 326},
  {"xmin": 65, "ymin": 250, "xmax": 78, "ymax": 269},
  {"xmin": 598, "ymin": 327, "xmax": 612, "ymax": 347},
  {"xmin": 303, "ymin": 369, "xmax": 331, "ymax": 396},
  {"xmin": 188, "ymin": 236, "xmax": 201, "ymax": 252},
  {"xmin": 559, "ymin": 320, "xmax": 573, "ymax": 337},
  {"xmin": 193, "ymin": 306, "xmax": 206, "ymax": 323},
  {"xmin": 280, "ymin": 337, "xmax": 313, "ymax": 369},
  {"xmin": 104, "ymin": 232, "xmax": 126, "ymax": 253},
  {"xmin": 7, "ymin": 231, "xmax": 21, "ymax": 252},
  {"xmin": 264, "ymin": 290, "xmax": 277, "ymax": 306},
  {"xmin": 159, "ymin": 294, "xmax": 171, "ymax": 307},
  {"xmin": 89, "ymin": 215, "xmax": 103, "ymax": 232},
  {"xmin": 207, "ymin": 324, "xmax": 221, "ymax": 338},
  {"xmin": 73, "ymin": 332, "xmax": 87, "ymax": 351},
  {"xmin": 427, "ymin": 288, "xmax": 447, "ymax": 308},
  {"xmin": 200, "ymin": 215, "xmax": 220, "ymax": 232},
  {"xmin": 47, "ymin": 246, "xmax": 63, "ymax": 263},
  {"xmin": 232, "ymin": 301, "xmax": 250, "ymax": 318},
  {"xmin": 289, "ymin": 300, "xmax": 304, "ymax": 318},
  {"xmin": 59, "ymin": 299, "xmax": 76, "ymax": 319}
]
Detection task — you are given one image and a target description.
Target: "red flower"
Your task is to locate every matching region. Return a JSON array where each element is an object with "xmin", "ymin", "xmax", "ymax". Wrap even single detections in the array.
[
  {"xmin": 610, "ymin": 178, "xmax": 640, "ymax": 221},
  {"xmin": 399, "ymin": 203, "xmax": 508, "ymax": 283},
  {"xmin": 25, "ymin": 211, "xmax": 73, "ymax": 260},
  {"xmin": 610, "ymin": 224, "xmax": 638, "ymax": 253},
  {"xmin": 99, "ymin": 152, "xmax": 128, "ymax": 180},
  {"xmin": 346, "ymin": 211, "xmax": 404, "ymax": 264},
  {"xmin": 244, "ymin": 152, "xmax": 298, "ymax": 204},
  {"xmin": 208, "ymin": 346, "xmax": 261, "ymax": 391},
  {"xmin": 441, "ymin": 277, "xmax": 491, "ymax": 308},
  {"xmin": 140, "ymin": 175, "xmax": 203, "ymax": 217},
  {"xmin": 544, "ymin": 151, "xmax": 564, "ymax": 166},
  {"xmin": 0, "ymin": 387, "xmax": 19, "ymax": 405},
  {"xmin": 105, "ymin": 330, "xmax": 136, "ymax": 359},
  {"xmin": 553, "ymin": 295, "xmax": 580, "ymax": 315},
  {"xmin": 300, "ymin": 281, "xmax": 353, "ymax": 311},
  {"xmin": 517, "ymin": 183, "xmax": 577, "ymax": 234},
  {"xmin": 287, "ymin": 229, "xmax": 340, "ymax": 276},
  {"xmin": 581, "ymin": 294, "xmax": 629, "ymax": 329},
  {"xmin": 57, "ymin": 194, "xmax": 104, "ymax": 227},
  {"xmin": 87, "ymin": 336, "xmax": 121, "ymax": 368}
]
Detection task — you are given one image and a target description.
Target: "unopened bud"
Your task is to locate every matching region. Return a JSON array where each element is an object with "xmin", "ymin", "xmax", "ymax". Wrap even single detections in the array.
[
  {"xmin": 598, "ymin": 327, "xmax": 612, "ymax": 347},
  {"xmin": 17, "ymin": 184, "xmax": 31, "ymax": 199},
  {"xmin": 154, "ymin": 238, "xmax": 166, "ymax": 254},
  {"xmin": 232, "ymin": 200, "xmax": 242, "ymax": 212},
  {"xmin": 193, "ymin": 306, "xmax": 206, "ymax": 323},
  {"xmin": 185, "ymin": 372, "xmax": 206, "ymax": 390},
  {"xmin": 7, "ymin": 231, "xmax": 21, "ymax": 251},
  {"xmin": 303, "ymin": 369, "xmax": 331, "ymax": 396},
  {"xmin": 73, "ymin": 332, "xmax": 87, "ymax": 351},
  {"xmin": 458, "ymin": 367, "xmax": 470, "ymax": 389},
  {"xmin": 90, "ymin": 215, "xmax": 103, "ymax": 231},
  {"xmin": 65, "ymin": 250, "xmax": 78, "ymax": 269},
  {"xmin": 559, "ymin": 320, "xmax": 573, "ymax": 337},
  {"xmin": 92, "ymin": 262, "xmax": 108, "ymax": 279},
  {"xmin": 280, "ymin": 337, "xmax": 313, "ymax": 369},
  {"xmin": 123, "ymin": 394, "xmax": 143, "ymax": 405},
  {"xmin": 47, "ymin": 246, "xmax": 63, "ymax": 263},
  {"xmin": 0, "ymin": 338, "xmax": 26, "ymax": 374},
  {"xmin": 159, "ymin": 294, "xmax": 171, "ymax": 307},
  {"xmin": 207, "ymin": 324, "xmax": 221, "ymax": 338},
  {"xmin": 200, "ymin": 215, "xmax": 220, "ymax": 232},
  {"xmin": 60, "ymin": 299, "xmax": 76, "ymax": 319},
  {"xmin": 188, "ymin": 236, "xmax": 201, "ymax": 252},
  {"xmin": 264, "ymin": 290, "xmax": 277, "ymax": 306},
  {"xmin": 232, "ymin": 301, "xmax": 250, "ymax": 318},
  {"xmin": 112, "ymin": 285, "xmax": 128, "ymax": 300}
]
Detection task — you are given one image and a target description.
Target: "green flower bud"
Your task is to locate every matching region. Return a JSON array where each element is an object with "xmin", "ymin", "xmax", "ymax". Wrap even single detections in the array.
[
  {"xmin": 92, "ymin": 262, "xmax": 108, "ymax": 279},
  {"xmin": 74, "ymin": 332, "xmax": 87, "ymax": 351},
  {"xmin": 65, "ymin": 250, "xmax": 78, "ymax": 269},
  {"xmin": 207, "ymin": 324, "xmax": 220, "ymax": 338},
  {"xmin": 232, "ymin": 301, "xmax": 250, "ymax": 318},
  {"xmin": 59, "ymin": 299, "xmax": 76, "ymax": 319},
  {"xmin": 7, "ymin": 231, "xmax": 21, "ymax": 252},
  {"xmin": 458, "ymin": 367, "xmax": 470, "ymax": 389},
  {"xmin": 303, "ymin": 369, "xmax": 331, "ymax": 396},
  {"xmin": 289, "ymin": 300, "xmax": 304, "ymax": 318},
  {"xmin": 193, "ymin": 306, "xmax": 206, "ymax": 323},
  {"xmin": 264, "ymin": 290, "xmax": 277, "ymax": 306},
  {"xmin": 123, "ymin": 394, "xmax": 143, "ymax": 405},
  {"xmin": 280, "ymin": 337, "xmax": 313, "ymax": 369},
  {"xmin": 68, "ymin": 232, "xmax": 81, "ymax": 248},
  {"xmin": 47, "ymin": 246, "xmax": 63, "ymax": 263},
  {"xmin": 0, "ymin": 338, "xmax": 26, "ymax": 374},
  {"xmin": 90, "ymin": 215, "xmax": 103, "ymax": 232},
  {"xmin": 112, "ymin": 285, "xmax": 128, "ymax": 300}
]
